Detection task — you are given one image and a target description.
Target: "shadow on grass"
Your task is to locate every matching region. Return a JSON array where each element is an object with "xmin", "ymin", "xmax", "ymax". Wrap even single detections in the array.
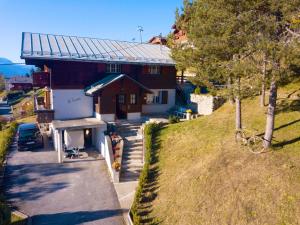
[
  {"xmin": 257, "ymin": 119, "xmax": 300, "ymax": 138},
  {"xmin": 137, "ymin": 128, "xmax": 163, "ymax": 225},
  {"xmin": 276, "ymin": 99, "xmax": 300, "ymax": 115},
  {"xmin": 273, "ymin": 136, "xmax": 300, "ymax": 148}
]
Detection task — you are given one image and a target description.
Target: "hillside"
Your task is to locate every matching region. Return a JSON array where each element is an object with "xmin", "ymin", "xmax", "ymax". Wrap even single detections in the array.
[{"xmin": 142, "ymin": 82, "xmax": 300, "ymax": 224}]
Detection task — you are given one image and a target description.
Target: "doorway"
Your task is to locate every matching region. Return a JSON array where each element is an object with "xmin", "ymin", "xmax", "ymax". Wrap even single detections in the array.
[
  {"xmin": 84, "ymin": 128, "xmax": 93, "ymax": 148},
  {"xmin": 116, "ymin": 94, "xmax": 127, "ymax": 119}
]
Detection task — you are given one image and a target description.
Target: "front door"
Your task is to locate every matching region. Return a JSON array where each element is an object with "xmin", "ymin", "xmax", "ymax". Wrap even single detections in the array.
[
  {"xmin": 116, "ymin": 94, "xmax": 127, "ymax": 119},
  {"xmin": 84, "ymin": 128, "xmax": 92, "ymax": 148}
]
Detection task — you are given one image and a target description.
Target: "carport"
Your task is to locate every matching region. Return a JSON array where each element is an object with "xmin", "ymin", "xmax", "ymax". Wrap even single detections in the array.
[{"xmin": 51, "ymin": 118, "xmax": 107, "ymax": 163}]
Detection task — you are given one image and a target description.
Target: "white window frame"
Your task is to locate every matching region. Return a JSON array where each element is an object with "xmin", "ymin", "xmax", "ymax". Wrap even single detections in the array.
[
  {"xmin": 106, "ymin": 64, "xmax": 121, "ymax": 73},
  {"xmin": 145, "ymin": 91, "xmax": 168, "ymax": 104},
  {"xmin": 148, "ymin": 65, "xmax": 160, "ymax": 74},
  {"xmin": 130, "ymin": 94, "xmax": 137, "ymax": 104}
]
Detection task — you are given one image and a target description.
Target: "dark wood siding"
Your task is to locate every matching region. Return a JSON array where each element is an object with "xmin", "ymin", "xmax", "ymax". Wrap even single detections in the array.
[
  {"xmin": 35, "ymin": 60, "xmax": 176, "ymax": 90},
  {"xmin": 97, "ymin": 76, "xmax": 144, "ymax": 114}
]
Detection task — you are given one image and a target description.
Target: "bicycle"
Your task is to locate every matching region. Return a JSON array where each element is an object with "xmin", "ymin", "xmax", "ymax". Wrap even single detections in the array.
[{"xmin": 235, "ymin": 128, "xmax": 265, "ymax": 154}]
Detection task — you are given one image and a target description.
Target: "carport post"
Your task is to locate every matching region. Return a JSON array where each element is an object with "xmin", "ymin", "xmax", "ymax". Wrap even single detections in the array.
[{"xmin": 57, "ymin": 129, "xmax": 63, "ymax": 163}]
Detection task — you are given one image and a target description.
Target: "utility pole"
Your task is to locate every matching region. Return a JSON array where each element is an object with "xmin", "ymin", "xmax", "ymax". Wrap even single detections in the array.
[{"xmin": 137, "ymin": 26, "xmax": 144, "ymax": 43}]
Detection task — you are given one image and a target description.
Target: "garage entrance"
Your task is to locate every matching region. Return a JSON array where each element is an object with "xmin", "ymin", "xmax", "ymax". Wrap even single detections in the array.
[{"xmin": 51, "ymin": 118, "xmax": 107, "ymax": 163}]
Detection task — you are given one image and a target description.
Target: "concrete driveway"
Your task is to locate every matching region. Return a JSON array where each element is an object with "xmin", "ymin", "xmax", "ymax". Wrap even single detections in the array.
[{"xmin": 4, "ymin": 141, "xmax": 124, "ymax": 225}]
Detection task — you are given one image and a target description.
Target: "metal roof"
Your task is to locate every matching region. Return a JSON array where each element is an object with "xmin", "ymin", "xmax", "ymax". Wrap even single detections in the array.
[
  {"xmin": 84, "ymin": 73, "xmax": 152, "ymax": 95},
  {"xmin": 21, "ymin": 32, "xmax": 175, "ymax": 65}
]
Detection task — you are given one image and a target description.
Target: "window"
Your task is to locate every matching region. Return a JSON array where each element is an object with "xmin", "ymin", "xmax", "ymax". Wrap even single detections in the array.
[
  {"xmin": 148, "ymin": 65, "xmax": 160, "ymax": 74},
  {"xmin": 130, "ymin": 94, "xmax": 137, "ymax": 104},
  {"xmin": 106, "ymin": 64, "xmax": 121, "ymax": 73},
  {"xmin": 118, "ymin": 94, "xmax": 125, "ymax": 104},
  {"xmin": 145, "ymin": 91, "xmax": 168, "ymax": 104}
]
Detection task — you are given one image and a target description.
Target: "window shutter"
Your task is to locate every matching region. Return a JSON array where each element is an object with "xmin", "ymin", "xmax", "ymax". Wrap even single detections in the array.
[{"xmin": 162, "ymin": 91, "xmax": 168, "ymax": 104}]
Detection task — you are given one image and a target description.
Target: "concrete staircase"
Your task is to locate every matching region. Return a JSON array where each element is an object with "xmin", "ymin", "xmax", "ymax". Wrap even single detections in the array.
[{"xmin": 116, "ymin": 121, "xmax": 143, "ymax": 182}]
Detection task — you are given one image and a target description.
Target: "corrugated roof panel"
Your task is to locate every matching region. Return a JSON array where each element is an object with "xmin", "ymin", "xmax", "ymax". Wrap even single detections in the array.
[
  {"xmin": 77, "ymin": 37, "xmax": 94, "ymax": 57},
  {"xmin": 97, "ymin": 39, "xmax": 117, "ymax": 58},
  {"xmin": 103, "ymin": 39, "xmax": 124, "ymax": 59},
  {"xmin": 91, "ymin": 39, "xmax": 111, "ymax": 59},
  {"xmin": 40, "ymin": 34, "xmax": 51, "ymax": 55},
  {"xmin": 110, "ymin": 40, "xmax": 133, "ymax": 60},
  {"xmin": 55, "ymin": 36, "xmax": 69, "ymax": 56},
  {"xmin": 62, "ymin": 36, "xmax": 79, "ymax": 57},
  {"xmin": 22, "ymin": 32, "xmax": 32, "ymax": 55},
  {"xmin": 32, "ymin": 33, "xmax": 42, "ymax": 55},
  {"xmin": 84, "ymin": 38, "xmax": 103, "ymax": 58},
  {"xmin": 70, "ymin": 36, "xmax": 87, "ymax": 57},
  {"xmin": 48, "ymin": 35, "xmax": 61, "ymax": 56},
  {"xmin": 21, "ymin": 32, "xmax": 174, "ymax": 65}
]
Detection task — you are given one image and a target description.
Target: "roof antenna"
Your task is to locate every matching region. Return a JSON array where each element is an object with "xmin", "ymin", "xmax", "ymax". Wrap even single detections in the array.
[
  {"xmin": 137, "ymin": 26, "xmax": 144, "ymax": 43},
  {"xmin": 159, "ymin": 33, "xmax": 163, "ymax": 52}
]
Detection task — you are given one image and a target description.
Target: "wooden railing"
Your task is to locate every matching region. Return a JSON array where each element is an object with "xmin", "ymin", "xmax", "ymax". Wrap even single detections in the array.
[{"xmin": 34, "ymin": 95, "xmax": 54, "ymax": 123}]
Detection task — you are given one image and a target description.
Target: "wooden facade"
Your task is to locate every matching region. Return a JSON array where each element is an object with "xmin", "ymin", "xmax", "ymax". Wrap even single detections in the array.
[
  {"xmin": 26, "ymin": 60, "xmax": 176, "ymax": 90},
  {"xmin": 26, "ymin": 58, "xmax": 176, "ymax": 121},
  {"xmin": 92, "ymin": 76, "xmax": 151, "ymax": 118}
]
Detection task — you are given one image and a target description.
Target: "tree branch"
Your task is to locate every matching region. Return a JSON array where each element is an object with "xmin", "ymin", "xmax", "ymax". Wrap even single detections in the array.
[{"xmin": 286, "ymin": 27, "xmax": 300, "ymax": 38}]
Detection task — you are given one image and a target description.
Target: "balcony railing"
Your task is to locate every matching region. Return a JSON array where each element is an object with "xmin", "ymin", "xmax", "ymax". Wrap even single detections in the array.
[{"xmin": 34, "ymin": 95, "xmax": 54, "ymax": 123}]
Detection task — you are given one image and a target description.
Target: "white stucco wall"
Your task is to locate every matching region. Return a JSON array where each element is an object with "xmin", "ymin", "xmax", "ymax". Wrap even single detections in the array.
[
  {"xmin": 95, "ymin": 112, "xmax": 115, "ymax": 122},
  {"xmin": 51, "ymin": 89, "xmax": 93, "ymax": 120},
  {"xmin": 142, "ymin": 89, "xmax": 176, "ymax": 113},
  {"xmin": 127, "ymin": 112, "xmax": 141, "ymax": 120}
]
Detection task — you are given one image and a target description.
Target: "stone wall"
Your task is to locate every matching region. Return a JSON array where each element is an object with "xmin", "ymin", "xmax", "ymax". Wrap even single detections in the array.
[{"xmin": 190, "ymin": 94, "xmax": 225, "ymax": 115}]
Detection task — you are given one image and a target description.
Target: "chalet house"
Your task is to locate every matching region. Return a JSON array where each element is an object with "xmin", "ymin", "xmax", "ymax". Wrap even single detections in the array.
[
  {"xmin": 21, "ymin": 32, "xmax": 176, "ymax": 162},
  {"xmin": 5, "ymin": 76, "xmax": 33, "ymax": 91}
]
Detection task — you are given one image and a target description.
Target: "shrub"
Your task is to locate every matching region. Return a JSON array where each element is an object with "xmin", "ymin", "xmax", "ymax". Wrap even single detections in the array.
[
  {"xmin": 130, "ymin": 123, "xmax": 160, "ymax": 224},
  {"xmin": 168, "ymin": 115, "xmax": 180, "ymax": 124},
  {"xmin": 194, "ymin": 86, "xmax": 201, "ymax": 95},
  {"xmin": 0, "ymin": 122, "xmax": 18, "ymax": 163},
  {"xmin": 0, "ymin": 202, "xmax": 10, "ymax": 225},
  {"xmin": 0, "ymin": 122, "xmax": 18, "ymax": 225}
]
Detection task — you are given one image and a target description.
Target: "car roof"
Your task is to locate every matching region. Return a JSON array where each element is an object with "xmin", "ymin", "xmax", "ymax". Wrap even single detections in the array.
[{"xmin": 18, "ymin": 123, "xmax": 38, "ymax": 131}]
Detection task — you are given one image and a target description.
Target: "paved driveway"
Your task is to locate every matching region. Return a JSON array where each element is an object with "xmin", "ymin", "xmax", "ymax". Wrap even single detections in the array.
[{"xmin": 4, "ymin": 141, "xmax": 124, "ymax": 225}]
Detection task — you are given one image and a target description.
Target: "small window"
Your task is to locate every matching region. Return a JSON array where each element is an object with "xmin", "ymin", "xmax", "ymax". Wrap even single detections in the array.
[
  {"xmin": 130, "ymin": 94, "xmax": 137, "ymax": 104},
  {"xmin": 148, "ymin": 65, "xmax": 160, "ymax": 74},
  {"xmin": 107, "ymin": 64, "xmax": 121, "ymax": 73},
  {"xmin": 118, "ymin": 94, "xmax": 125, "ymax": 104}
]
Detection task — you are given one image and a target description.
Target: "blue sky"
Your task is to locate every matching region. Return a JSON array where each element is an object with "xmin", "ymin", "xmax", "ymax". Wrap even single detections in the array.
[{"xmin": 0, "ymin": 0, "xmax": 182, "ymax": 63}]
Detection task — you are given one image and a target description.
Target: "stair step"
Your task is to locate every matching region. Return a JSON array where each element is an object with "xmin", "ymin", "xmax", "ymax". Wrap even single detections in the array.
[
  {"xmin": 122, "ymin": 159, "xmax": 143, "ymax": 164},
  {"xmin": 123, "ymin": 154, "xmax": 143, "ymax": 160},
  {"xmin": 123, "ymin": 145, "xmax": 143, "ymax": 152},
  {"xmin": 121, "ymin": 167, "xmax": 142, "ymax": 173},
  {"xmin": 122, "ymin": 163, "xmax": 143, "ymax": 170}
]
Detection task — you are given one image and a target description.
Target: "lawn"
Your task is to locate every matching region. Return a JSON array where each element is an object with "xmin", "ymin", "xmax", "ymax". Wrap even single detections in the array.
[{"xmin": 140, "ymin": 82, "xmax": 300, "ymax": 224}]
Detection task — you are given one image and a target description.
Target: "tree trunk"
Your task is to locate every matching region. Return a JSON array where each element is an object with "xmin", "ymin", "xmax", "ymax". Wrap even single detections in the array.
[
  {"xmin": 263, "ymin": 78, "xmax": 277, "ymax": 149},
  {"xmin": 260, "ymin": 55, "xmax": 267, "ymax": 107},
  {"xmin": 228, "ymin": 76, "xmax": 235, "ymax": 105},
  {"xmin": 235, "ymin": 77, "xmax": 242, "ymax": 130},
  {"xmin": 235, "ymin": 96, "xmax": 242, "ymax": 130}
]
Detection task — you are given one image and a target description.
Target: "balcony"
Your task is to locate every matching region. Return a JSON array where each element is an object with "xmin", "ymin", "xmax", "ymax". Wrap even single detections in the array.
[{"xmin": 34, "ymin": 96, "xmax": 54, "ymax": 123}]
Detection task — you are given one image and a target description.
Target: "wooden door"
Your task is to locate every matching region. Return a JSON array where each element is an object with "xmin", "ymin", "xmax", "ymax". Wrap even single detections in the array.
[{"xmin": 116, "ymin": 94, "xmax": 127, "ymax": 119}]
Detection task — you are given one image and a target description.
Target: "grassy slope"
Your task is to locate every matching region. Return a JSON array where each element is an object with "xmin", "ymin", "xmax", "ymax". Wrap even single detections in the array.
[{"xmin": 150, "ymin": 82, "xmax": 300, "ymax": 225}]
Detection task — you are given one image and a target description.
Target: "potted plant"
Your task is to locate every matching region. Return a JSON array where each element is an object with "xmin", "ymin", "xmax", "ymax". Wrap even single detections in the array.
[
  {"xmin": 186, "ymin": 109, "xmax": 192, "ymax": 120},
  {"xmin": 112, "ymin": 161, "xmax": 121, "ymax": 171}
]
